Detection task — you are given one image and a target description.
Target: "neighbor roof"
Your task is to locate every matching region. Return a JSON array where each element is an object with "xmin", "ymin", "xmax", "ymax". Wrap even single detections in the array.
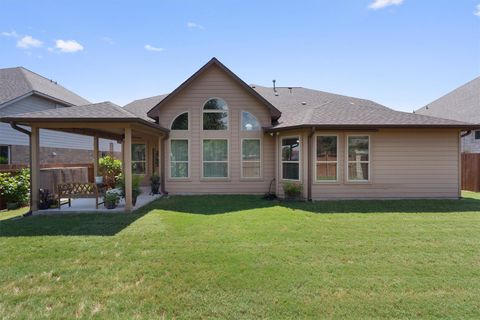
[
  {"xmin": 0, "ymin": 101, "xmax": 169, "ymax": 132},
  {"xmin": 146, "ymin": 58, "xmax": 282, "ymax": 120},
  {"xmin": 0, "ymin": 67, "xmax": 90, "ymax": 107},
  {"xmin": 416, "ymin": 76, "xmax": 480, "ymax": 124}
]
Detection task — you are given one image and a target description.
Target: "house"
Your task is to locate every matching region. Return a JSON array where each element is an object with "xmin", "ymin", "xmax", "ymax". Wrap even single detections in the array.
[
  {"xmin": 0, "ymin": 67, "xmax": 120, "ymax": 165},
  {"xmin": 416, "ymin": 76, "xmax": 480, "ymax": 153},
  {"xmin": 1, "ymin": 58, "xmax": 477, "ymax": 212}
]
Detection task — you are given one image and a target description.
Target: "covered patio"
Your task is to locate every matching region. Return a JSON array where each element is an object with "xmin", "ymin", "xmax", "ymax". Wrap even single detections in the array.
[{"xmin": 1, "ymin": 102, "xmax": 169, "ymax": 213}]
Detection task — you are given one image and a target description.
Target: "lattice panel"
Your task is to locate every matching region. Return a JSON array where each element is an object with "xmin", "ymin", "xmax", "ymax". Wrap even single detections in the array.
[{"xmin": 58, "ymin": 183, "xmax": 97, "ymax": 197}]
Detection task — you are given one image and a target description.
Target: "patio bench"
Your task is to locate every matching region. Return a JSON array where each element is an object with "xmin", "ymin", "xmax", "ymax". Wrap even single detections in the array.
[{"xmin": 57, "ymin": 182, "xmax": 104, "ymax": 209}]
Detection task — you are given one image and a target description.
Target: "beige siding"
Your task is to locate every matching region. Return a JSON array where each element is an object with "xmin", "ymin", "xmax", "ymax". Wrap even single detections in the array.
[
  {"xmin": 156, "ymin": 64, "xmax": 276, "ymax": 194},
  {"xmin": 310, "ymin": 128, "xmax": 460, "ymax": 199}
]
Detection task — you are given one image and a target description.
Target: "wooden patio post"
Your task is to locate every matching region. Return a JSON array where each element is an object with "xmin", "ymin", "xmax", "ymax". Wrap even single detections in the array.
[
  {"xmin": 30, "ymin": 126, "xmax": 40, "ymax": 211},
  {"xmin": 93, "ymin": 135, "xmax": 99, "ymax": 178},
  {"xmin": 124, "ymin": 127, "xmax": 133, "ymax": 212}
]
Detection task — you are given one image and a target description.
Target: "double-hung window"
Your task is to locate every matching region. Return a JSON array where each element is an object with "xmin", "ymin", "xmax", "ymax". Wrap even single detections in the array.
[
  {"xmin": 203, "ymin": 139, "xmax": 228, "ymax": 178},
  {"xmin": 316, "ymin": 136, "xmax": 338, "ymax": 182},
  {"xmin": 170, "ymin": 139, "xmax": 189, "ymax": 178},
  {"xmin": 281, "ymin": 137, "xmax": 300, "ymax": 180},
  {"xmin": 242, "ymin": 139, "xmax": 261, "ymax": 178},
  {"xmin": 347, "ymin": 136, "xmax": 370, "ymax": 181},
  {"xmin": 131, "ymin": 144, "xmax": 146, "ymax": 175}
]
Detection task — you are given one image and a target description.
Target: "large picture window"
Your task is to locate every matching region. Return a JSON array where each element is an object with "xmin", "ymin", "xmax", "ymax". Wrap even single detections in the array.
[
  {"xmin": 170, "ymin": 140, "xmax": 189, "ymax": 178},
  {"xmin": 132, "ymin": 144, "xmax": 146, "ymax": 175},
  {"xmin": 281, "ymin": 137, "xmax": 300, "ymax": 180},
  {"xmin": 347, "ymin": 136, "xmax": 370, "ymax": 181},
  {"xmin": 0, "ymin": 145, "xmax": 10, "ymax": 165},
  {"xmin": 203, "ymin": 139, "xmax": 228, "ymax": 178},
  {"xmin": 203, "ymin": 98, "xmax": 228, "ymax": 130},
  {"xmin": 316, "ymin": 136, "xmax": 338, "ymax": 182},
  {"xmin": 242, "ymin": 139, "xmax": 261, "ymax": 178}
]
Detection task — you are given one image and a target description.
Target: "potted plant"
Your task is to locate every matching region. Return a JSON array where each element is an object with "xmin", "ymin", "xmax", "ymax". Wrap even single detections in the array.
[
  {"xmin": 150, "ymin": 174, "xmax": 161, "ymax": 194},
  {"xmin": 116, "ymin": 174, "xmax": 142, "ymax": 206},
  {"xmin": 98, "ymin": 155, "xmax": 122, "ymax": 189},
  {"xmin": 104, "ymin": 190, "xmax": 120, "ymax": 209},
  {"xmin": 282, "ymin": 181, "xmax": 303, "ymax": 201}
]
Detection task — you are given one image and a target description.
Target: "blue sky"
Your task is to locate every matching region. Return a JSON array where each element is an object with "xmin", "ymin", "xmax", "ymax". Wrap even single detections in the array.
[{"xmin": 0, "ymin": 0, "xmax": 479, "ymax": 112}]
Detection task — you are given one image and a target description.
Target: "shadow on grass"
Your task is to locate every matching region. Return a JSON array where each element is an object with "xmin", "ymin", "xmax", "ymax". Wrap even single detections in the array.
[{"xmin": 1, "ymin": 194, "xmax": 479, "ymax": 237}]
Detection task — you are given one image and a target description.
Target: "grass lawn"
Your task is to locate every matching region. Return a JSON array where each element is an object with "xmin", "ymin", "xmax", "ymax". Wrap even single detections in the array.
[{"xmin": 1, "ymin": 193, "xmax": 480, "ymax": 319}]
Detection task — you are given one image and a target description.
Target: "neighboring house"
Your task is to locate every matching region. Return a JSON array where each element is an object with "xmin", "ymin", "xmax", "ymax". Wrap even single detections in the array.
[
  {"xmin": 416, "ymin": 77, "xmax": 480, "ymax": 153},
  {"xmin": 1, "ymin": 58, "xmax": 477, "ymax": 212},
  {"xmin": 0, "ymin": 67, "xmax": 119, "ymax": 165}
]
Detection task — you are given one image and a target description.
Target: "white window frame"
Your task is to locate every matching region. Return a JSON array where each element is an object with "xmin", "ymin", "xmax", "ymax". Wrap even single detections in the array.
[
  {"xmin": 201, "ymin": 138, "xmax": 229, "ymax": 179},
  {"xmin": 169, "ymin": 139, "xmax": 190, "ymax": 179},
  {"xmin": 475, "ymin": 130, "xmax": 480, "ymax": 140},
  {"xmin": 314, "ymin": 134, "xmax": 338, "ymax": 183},
  {"xmin": 346, "ymin": 135, "xmax": 371, "ymax": 182},
  {"xmin": 281, "ymin": 136, "xmax": 301, "ymax": 181},
  {"xmin": 241, "ymin": 111, "xmax": 261, "ymax": 132},
  {"xmin": 170, "ymin": 111, "xmax": 190, "ymax": 131},
  {"xmin": 0, "ymin": 145, "xmax": 11, "ymax": 165},
  {"xmin": 202, "ymin": 97, "xmax": 229, "ymax": 131},
  {"xmin": 241, "ymin": 138, "xmax": 262, "ymax": 179},
  {"xmin": 131, "ymin": 143, "xmax": 147, "ymax": 175}
]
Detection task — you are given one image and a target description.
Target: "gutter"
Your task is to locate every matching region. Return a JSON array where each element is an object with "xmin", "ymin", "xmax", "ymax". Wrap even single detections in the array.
[
  {"xmin": 461, "ymin": 130, "xmax": 472, "ymax": 138},
  {"xmin": 9, "ymin": 122, "xmax": 33, "ymax": 216},
  {"xmin": 307, "ymin": 127, "xmax": 316, "ymax": 201}
]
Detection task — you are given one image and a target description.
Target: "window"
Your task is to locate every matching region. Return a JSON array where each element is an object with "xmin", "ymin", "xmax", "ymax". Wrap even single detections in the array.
[
  {"xmin": 347, "ymin": 136, "xmax": 370, "ymax": 181},
  {"xmin": 281, "ymin": 137, "xmax": 300, "ymax": 180},
  {"xmin": 203, "ymin": 98, "xmax": 228, "ymax": 130},
  {"xmin": 316, "ymin": 136, "xmax": 338, "ymax": 181},
  {"xmin": 171, "ymin": 112, "xmax": 188, "ymax": 130},
  {"xmin": 131, "ymin": 144, "xmax": 146, "ymax": 175},
  {"xmin": 170, "ymin": 140, "xmax": 189, "ymax": 178},
  {"xmin": 242, "ymin": 139, "xmax": 261, "ymax": 178},
  {"xmin": 203, "ymin": 139, "xmax": 228, "ymax": 178},
  {"xmin": 0, "ymin": 145, "xmax": 10, "ymax": 165},
  {"xmin": 241, "ymin": 111, "xmax": 260, "ymax": 131},
  {"xmin": 475, "ymin": 131, "xmax": 480, "ymax": 140}
]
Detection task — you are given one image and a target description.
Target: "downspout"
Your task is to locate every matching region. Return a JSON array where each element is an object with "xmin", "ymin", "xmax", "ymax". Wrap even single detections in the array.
[
  {"xmin": 9, "ymin": 122, "xmax": 33, "ymax": 215},
  {"xmin": 307, "ymin": 127, "xmax": 316, "ymax": 201}
]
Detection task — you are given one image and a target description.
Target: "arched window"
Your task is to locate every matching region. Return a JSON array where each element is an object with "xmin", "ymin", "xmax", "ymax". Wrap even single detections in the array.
[
  {"xmin": 203, "ymin": 98, "xmax": 228, "ymax": 130},
  {"xmin": 241, "ymin": 111, "xmax": 260, "ymax": 131},
  {"xmin": 171, "ymin": 112, "xmax": 188, "ymax": 130}
]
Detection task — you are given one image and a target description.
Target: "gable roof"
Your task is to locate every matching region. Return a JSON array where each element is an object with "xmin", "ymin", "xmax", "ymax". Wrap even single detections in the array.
[
  {"xmin": 416, "ymin": 76, "xmax": 480, "ymax": 124},
  {"xmin": 253, "ymin": 85, "xmax": 473, "ymax": 130},
  {"xmin": 0, "ymin": 101, "xmax": 168, "ymax": 132},
  {"xmin": 146, "ymin": 58, "xmax": 282, "ymax": 120},
  {"xmin": 124, "ymin": 94, "xmax": 168, "ymax": 122},
  {"xmin": 0, "ymin": 67, "xmax": 90, "ymax": 108}
]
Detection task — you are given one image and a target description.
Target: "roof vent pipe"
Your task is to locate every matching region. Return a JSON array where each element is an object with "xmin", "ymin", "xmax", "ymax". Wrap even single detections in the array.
[{"xmin": 272, "ymin": 79, "xmax": 277, "ymax": 92}]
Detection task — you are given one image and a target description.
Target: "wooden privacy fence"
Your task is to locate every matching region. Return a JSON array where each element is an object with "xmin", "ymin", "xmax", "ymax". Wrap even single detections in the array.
[{"xmin": 461, "ymin": 153, "xmax": 480, "ymax": 192}]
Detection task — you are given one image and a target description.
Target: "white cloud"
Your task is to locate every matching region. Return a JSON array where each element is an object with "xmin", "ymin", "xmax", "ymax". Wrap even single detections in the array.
[
  {"xmin": 368, "ymin": 0, "xmax": 404, "ymax": 10},
  {"xmin": 474, "ymin": 4, "xmax": 480, "ymax": 16},
  {"xmin": 187, "ymin": 21, "xmax": 205, "ymax": 30},
  {"xmin": 16, "ymin": 35, "xmax": 43, "ymax": 48},
  {"xmin": 55, "ymin": 39, "xmax": 84, "ymax": 53},
  {"xmin": 144, "ymin": 44, "xmax": 164, "ymax": 52},
  {"xmin": 1, "ymin": 30, "xmax": 19, "ymax": 37}
]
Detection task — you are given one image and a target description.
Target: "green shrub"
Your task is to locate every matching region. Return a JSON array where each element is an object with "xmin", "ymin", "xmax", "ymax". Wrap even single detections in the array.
[
  {"xmin": 0, "ymin": 169, "xmax": 30, "ymax": 206},
  {"xmin": 282, "ymin": 181, "xmax": 303, "ymax": 200},
  {"xmin": 99, "ymin": 156, "xmax": 122, "ymax": 188},
  {"xmin": 116, "ymin": 174, "xmax": 142, "ymax": 201}
]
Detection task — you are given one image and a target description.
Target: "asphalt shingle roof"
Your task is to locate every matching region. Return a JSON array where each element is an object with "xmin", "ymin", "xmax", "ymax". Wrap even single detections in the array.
[
  {"xmin": 0, "ymin": 67, "xmax": 90, "ymax": 107},
  {"xmin": 416, "ymin": 77, "xmax": 480, "ymax": 124},
  {"xmin": 252, "ymin": 85, "xmax": 470, "ymax": 128},
  {"xmin": 123, "ymin": 94, "xmax": 168, "ymax": 122}
]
